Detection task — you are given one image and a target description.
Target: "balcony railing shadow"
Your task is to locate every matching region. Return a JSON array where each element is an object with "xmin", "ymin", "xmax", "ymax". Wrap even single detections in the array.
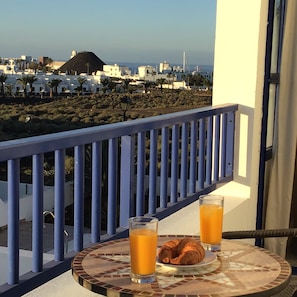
[{"xmin": 0, "ymin": 103, "xmax": 238, "ymax": 297}]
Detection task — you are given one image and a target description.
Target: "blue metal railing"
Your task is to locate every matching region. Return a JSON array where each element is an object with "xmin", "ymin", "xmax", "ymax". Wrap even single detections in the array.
[{"xmin": 0, "ymin": 103, "xmax": 238, "ymax": 296}]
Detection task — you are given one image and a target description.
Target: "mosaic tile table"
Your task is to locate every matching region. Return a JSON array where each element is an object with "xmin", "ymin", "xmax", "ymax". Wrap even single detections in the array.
[{"xmin": 72, "ymin": 235, "xmax": 291, "ymax": 297}]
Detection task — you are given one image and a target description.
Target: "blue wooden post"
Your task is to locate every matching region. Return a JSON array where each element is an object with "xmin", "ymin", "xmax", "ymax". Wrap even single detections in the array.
[
  {"xmin": 92, "ymin": 141, "xmax": 102, "ymax": 243},
  {"xmin": 136, "ymin": 132, "xmax": 145, "ymax": 216},
  {"xmin": 214, "ymin": 114, "xmax": 221, "ymax": 181},
  {"xmin": 120, "ymin": 135, "xmax": 134, "ymax": 227},
  {"xmin": 180, "ymin": 123, "xmax": 189, "ymax": 198},
  {"xmin": 149, "ymin": 129, "xmax": 157, "ymax": 214},
  {"xmin": 74, "ymin": 145, "xmax": 84, "ymax": 251},
  {"xmin": 221, "ymin": 113, "xmax": 228, "ymax": 177},
  {"xmin": 206, "ymin": 116, "xmax": 213, "ymax": 185},
  {"xmin": 170, "ymin": 125, "xmax": 179, "ymax": 203},
  {"xmin": 32, "ymin": 154, "xmax": 44, "ymax": 272},
  {"xmin": 107, "ymin": 138, "xmax": 117, "ymax": 235},
  {"xmin": 199, "ymin": 118, "xmax": 206, "ymax": 189},
  {"xmin": 160, "ymin": 127, "xmax": 169, "ymax": 208},
  {"xmin": 189, "ymin": 121, "xmax": 197, "ymax": 193},
  {"xmin": 8, "ymin": 159, "xmax": 20, "ymax": 285},
  {"xmin": 226, "ymin": 111, "xmax": 235, "ymax": 176},
  {"xmin": 54, "ymin": 149, "xmax": 65, "ymax": 261}
]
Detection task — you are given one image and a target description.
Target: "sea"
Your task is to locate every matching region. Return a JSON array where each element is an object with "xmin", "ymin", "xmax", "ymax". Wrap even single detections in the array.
[{"xmin": 106, "ymin": 61, "xmax": 213, "ymax": 74}]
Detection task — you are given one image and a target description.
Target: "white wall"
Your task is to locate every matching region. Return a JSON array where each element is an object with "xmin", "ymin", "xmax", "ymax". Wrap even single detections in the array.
[
  {"xmin": 0, "ymin": 182, "xmax": 74, "ymax": 228},
  {"xmin": 212, "ymin": 0, "xmax": 269, "ymax": 230}
]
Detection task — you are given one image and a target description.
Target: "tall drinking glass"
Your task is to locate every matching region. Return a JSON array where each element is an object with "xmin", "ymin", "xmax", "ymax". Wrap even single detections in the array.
[
  {"xmin": 129, "ymin": 216, "xmax": 158, "ymax": 284},
  {"xmin": 199, "ymin": 195, "xmax": 224, "ymax": 251}
]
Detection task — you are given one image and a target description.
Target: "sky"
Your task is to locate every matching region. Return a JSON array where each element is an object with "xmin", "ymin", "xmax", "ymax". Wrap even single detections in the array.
[{"xmin": 1, "ymin": 0, "xmax": 217, "ymax": 66}]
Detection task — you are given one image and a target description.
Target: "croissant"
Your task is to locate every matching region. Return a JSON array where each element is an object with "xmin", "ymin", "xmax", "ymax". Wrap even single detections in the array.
[
  {"xmin": 157, "ymin": 239, "xmax": 180, "ymax": 263},
  {"xmin": 158, "ymin": 237, "xmax": 205, "ymax": 265}
]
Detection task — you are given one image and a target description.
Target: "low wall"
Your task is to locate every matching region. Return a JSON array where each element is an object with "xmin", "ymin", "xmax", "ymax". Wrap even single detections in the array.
[{"xmin": 0, "ymin": 181, "xmax": 74, "ymax": 228}]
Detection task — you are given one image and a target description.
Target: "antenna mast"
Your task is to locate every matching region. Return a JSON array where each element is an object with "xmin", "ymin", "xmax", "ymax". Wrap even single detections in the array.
[
  {"xmin": 183, "ymin": 51, "xmax": 188, "ymax": 73},
  {"xmin": 183, "ymin": 51, "xmax": 186, "ymax": 72}
]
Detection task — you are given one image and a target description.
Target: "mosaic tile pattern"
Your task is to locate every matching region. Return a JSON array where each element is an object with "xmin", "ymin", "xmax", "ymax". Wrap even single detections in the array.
[{"xmin": 72, "ymin": 235, "xmax": 291, "ymax": 297}]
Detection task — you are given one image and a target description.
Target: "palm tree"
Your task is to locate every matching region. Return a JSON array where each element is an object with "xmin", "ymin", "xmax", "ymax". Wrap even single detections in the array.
[
  {"xmin": 0, "ymin": 73, "xmax": 7, "ymax": 96},
  {"xmin": 75, "ymin": 77, "xmax": 87, "ymax": 96},
  {"xmin": 156, "ymin": 78, "xmax": 166, "ymax": 92},
  {"xmin": 17, "ymin": 75, "xmax": 37, "ymax": 97},
  {"xmin": 17, "ymin": 75, "xmax": 38, "ymax": 96},
  {"xmin": 27, "ymin": 75, "xmax": 38, "ymax": 95},
  {"xmin": 101, "ymin": 78, "xmax": 110, "ymax": 93},
  {"xmin": 122, "ymin": 78, "xmax": 131, "ymax": 93},
  {"xmin": 143, "ymin": 81, "xmax": 155, "ymax": 93},
  {"xmin": 47, "ymin": 78, "xmax": 62, "ymax": 98},
  {"xmin": 167, "ymin": 73, "xmax": 175, "ymax": 90}
]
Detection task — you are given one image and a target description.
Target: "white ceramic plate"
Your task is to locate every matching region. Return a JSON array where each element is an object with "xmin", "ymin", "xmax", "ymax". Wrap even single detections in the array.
[{"xmin": 156, "ymin": 250, "xmax": 217, "ymax": 269}]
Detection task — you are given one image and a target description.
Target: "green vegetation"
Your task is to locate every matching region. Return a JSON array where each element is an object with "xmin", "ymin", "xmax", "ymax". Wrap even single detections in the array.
[{"xmin": 0, "ymin": 88, "xmax": 212, "ymax": 142}]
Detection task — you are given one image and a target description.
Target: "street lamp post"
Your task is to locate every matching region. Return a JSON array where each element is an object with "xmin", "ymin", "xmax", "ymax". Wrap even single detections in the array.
[{"xmin": 120, "ymin": 96, "xmax": 131, "ymax": 121}]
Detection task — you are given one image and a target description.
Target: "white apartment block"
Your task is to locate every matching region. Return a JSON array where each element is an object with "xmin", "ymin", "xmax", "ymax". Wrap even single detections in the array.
[{"xmin": 103, "ymin": 64, "xmax": 131, "ymax": 78}]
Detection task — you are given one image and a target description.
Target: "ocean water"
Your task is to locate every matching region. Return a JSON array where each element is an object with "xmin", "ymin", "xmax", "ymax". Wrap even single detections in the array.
[{"xmin": 106, "ymin": 61, "xmax": 213, "ymax": 74}]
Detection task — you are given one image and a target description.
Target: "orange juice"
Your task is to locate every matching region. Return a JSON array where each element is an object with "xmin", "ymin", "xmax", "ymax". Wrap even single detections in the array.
[
  {"xmin": 129, "ymin": 228, "xmax": 158, "ymax": 275},
  {"xmin": 200, "ymin": 204, "xmax": 223, "ymax": 244}
]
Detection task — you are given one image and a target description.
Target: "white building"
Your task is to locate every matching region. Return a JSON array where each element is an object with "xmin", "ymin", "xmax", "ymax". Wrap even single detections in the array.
[
  {"xmin": 103, "ymin": 64, "xmax": 131, "ymax": 78},
  {"xmin": 0, "ymin": 72, "xmax": 107, "ymax": 96},
  {"xmin": 159, "ymin": 61, "xmax": 171, "ymax": 72}
]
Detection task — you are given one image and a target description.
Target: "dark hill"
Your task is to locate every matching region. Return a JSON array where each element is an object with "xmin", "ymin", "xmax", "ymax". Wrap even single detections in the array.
[{"xmin": 59, "ymin": 51, "xmax": 106, "ymax": 75}]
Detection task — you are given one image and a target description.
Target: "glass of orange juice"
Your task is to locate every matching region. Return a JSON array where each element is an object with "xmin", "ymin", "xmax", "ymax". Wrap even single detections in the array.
[
  {"xmin": 129, "ymin": 216, "xmax": 158, "ymax": 284},
  {"xmin": 199, "ymin": 195, "xmax": 224, "ymax": 251}
]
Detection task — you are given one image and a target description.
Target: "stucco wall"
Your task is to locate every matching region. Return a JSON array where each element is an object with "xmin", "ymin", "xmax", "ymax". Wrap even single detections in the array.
[{"xmin": 212, "ymin": 0, "xmax": 269, "ymax": 230}]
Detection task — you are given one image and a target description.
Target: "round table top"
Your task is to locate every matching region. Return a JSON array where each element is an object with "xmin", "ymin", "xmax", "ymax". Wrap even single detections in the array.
[{"xmin": 72, "ymin": 235, "xmax": 291, "ymax": 297}]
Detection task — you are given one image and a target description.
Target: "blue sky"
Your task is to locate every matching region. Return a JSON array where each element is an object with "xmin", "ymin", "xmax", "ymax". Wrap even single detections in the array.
[{"xmin": 1, "ymin": 0, "xmax": 216, "ymax": 66}]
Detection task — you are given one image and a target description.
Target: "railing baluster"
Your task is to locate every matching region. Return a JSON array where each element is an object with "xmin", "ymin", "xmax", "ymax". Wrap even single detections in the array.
[
  {"xmin": 221, "ymin": 113, "xmax": 228, "ymax": 177},
  {"xmin": 160, "ymin": 127, "xmax": 169, "ymax": 208},
  {"xmin": 74, "ymin": 145, "xmax": 85, "ymax": 251},
  {"xmin": 32, "ymin": 154, "xmax": 44, "ymax": 272},
  {"xmin": 226, "ymin": 111, "xmax": 236, "ymax": 176},
  {"xmin": 107, "ymin": 138, "xmax": 117, "ymax": 235},
  {"xmin": 206, "ymin": 116, "xmax": 213, "ymax": 185},
  {"xmin": 199, "ymin": 118, "xmax": 206, "ymax": 189},
  {"xmin": 189, "ymin": 121, "xmax": 197, "ymax": 193},
  {"xmin": 180, "ymin": 123, "xmax": 189, "ymax": 198},
  {"xmin": 54, "ymin": 149, "xmax": 65, "ymax": 261},
  {"xmin": 148, "ymin": 129, "xmax": 158, "ymax": 214},
  {"xmin": 214, "ymin": 114, "xmax": 221, "ymax": 181},
  {"xmin": 91, "ymin": 141, "xmax": 102, "ymax": 243},
  {"xmin": 120, "ymin": 135, "xmax": 134, "ymax": 227},
  {"xmin": 7, "ymin": 159, "xmax": 20, "ymax": 285},
  {"xmin": 170, "ymin": 124, "xmax": 179, "ymax": 203},
  {"xmin": 136, "ymin": 132, "xmax": 145, "ymax": 216}
]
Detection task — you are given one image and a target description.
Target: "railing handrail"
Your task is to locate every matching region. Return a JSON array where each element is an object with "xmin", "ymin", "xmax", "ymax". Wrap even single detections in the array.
[{"xmin": 0, "ymin": 103, "xmax": 237, "ymax": 161}]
